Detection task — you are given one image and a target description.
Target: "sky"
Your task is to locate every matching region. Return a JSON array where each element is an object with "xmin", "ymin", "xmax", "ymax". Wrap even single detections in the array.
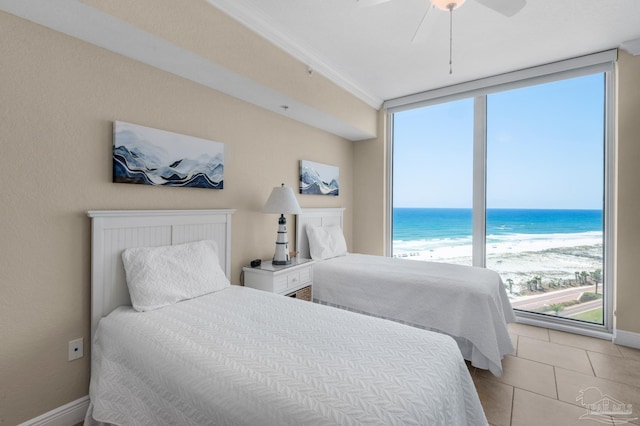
[{"xmin": 392, "ymin": 73, "xmax": 606, "ymax": 210}]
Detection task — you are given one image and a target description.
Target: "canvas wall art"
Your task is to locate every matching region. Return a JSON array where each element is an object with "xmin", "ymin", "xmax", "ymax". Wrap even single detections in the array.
[
  {"xmin": 300, "ymin": 160, "xmax": 339, "ymax": 196},
  {"xmin": 113, "ymin": 121, "xmax": 224, "ymax": 189}
]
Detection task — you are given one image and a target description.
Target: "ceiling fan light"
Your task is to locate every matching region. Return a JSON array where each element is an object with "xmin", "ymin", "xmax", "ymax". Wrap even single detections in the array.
[{"xmin": 430, "ymin": 0, "xmax": 465, "ymax": 11}]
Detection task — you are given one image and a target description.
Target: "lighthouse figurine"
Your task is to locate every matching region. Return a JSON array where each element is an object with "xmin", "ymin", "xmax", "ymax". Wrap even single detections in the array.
[
  {"xmin": 262, "ymin": 183, "xmax": 302, "ymax": 265},
  {"xmin": 273, "ymin": 214, "xmax": 291, "ymax": 265}
]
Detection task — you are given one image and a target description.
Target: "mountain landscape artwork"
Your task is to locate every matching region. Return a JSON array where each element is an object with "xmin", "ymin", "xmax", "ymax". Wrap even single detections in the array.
[
  {"xmin": 300, "ymin": 160, "xmax": 339, "ymax": 196},
  {"xmin": 113, "ymin": 121, "xmax": 224, "ymax": 189}
]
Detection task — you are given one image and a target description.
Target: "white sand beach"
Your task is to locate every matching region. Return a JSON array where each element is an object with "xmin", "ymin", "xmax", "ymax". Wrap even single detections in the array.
[{"xmin": 395, "ymin": 232, "xmax": 603, "ymax": 294}]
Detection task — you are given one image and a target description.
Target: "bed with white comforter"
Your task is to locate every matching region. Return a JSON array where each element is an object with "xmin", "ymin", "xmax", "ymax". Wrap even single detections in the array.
[
  {"xmin": 312, "ymin": 254, "xmax": 515, "ymax": 376},
  {"xmin": 296, "ymin": 208, "xmax": 515, "ymax": 377},
  {"xmin": 87, "ymin": 285, "xmax": 487, "ymax": 426},
  {"xmin": 86, "ymin": 210, "xmax": 488, "ymax": 425}
]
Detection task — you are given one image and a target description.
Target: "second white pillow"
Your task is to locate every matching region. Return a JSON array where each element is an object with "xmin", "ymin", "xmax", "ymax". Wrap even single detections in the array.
[{"xmin": 306, "ymin": 225, "xmax": 348, "ymax": 261}]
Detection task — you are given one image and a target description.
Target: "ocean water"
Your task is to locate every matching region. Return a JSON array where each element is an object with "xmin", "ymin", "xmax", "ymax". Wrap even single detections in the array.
[{"xmin": 393, "ymin": 208, "xmax": 603, "ymax": 252}]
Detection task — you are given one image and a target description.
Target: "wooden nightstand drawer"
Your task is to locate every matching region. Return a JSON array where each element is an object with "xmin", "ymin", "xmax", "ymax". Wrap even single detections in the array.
[
  {"xmin": 274, "ymin": 275, "xmax": 288, "ymax": 293},
  {"xmin": 269, "ymin": 269, "xmax": 307, "ymax": 292},
  {"xmin": 298, "ymin": 268, "xmax": 311, "ymax": 284},
  {"xmin": 242, "ymin": 258, "xmax": 314, "ymax": 299},
  {"xmin": 287, "ymin": 271, "xmax": 300, "ymax": 288}
]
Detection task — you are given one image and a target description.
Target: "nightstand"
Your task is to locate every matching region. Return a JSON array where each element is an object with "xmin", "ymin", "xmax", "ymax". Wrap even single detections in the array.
[{"xmin": 242, "ymin": 258, "xmax": 314, "ymax": 301}]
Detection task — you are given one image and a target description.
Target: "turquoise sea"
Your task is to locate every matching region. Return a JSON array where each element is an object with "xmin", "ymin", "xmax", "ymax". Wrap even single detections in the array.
[{"xmin": 393, "ymin": 208, "xmax": 603, "ymax": 252}]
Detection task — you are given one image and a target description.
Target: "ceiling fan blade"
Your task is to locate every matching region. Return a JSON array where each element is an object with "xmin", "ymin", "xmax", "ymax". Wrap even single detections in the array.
[
  {"xmin": 356, "ymin": 0, "xmax": 394, "ymax": 7},
  {"xmin": 475, "ymin": 0, "xmax": 526, "ymax": 17},
  {"xmin": 411, "ymin": 4, "xmax": 437, "ymax": 44}
]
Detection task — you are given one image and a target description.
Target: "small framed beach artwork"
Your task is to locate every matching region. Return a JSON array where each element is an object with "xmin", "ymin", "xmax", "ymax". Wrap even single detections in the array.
[
  {"xmin": 300, "ymin": 160, "xmax": 339, "ymax": 196},
  {"xmin": 113, "ymin": 121, "xmax": 224, "ymax": 189}
]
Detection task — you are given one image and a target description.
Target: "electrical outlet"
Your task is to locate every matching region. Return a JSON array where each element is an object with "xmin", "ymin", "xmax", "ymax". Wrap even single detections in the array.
[{"xmin": 68, "ymin": 338, "xmax": 83, "ymax": 361}]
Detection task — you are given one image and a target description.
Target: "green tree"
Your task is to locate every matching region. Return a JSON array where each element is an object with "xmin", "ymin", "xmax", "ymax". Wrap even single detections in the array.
[
  {"xmin": 590, "ymin": 269, "xmax": 602, "ymax": 294},
  {"xmin": 506, "ymin": 278, "xmax": 514, "ymax": 294},
  {"xmin": 580, "ymin": 271, "xmax": 589, "ymax": 286},
  {"xmin": 549, "ymin": 304, "xmax": 564, "ymax": 316},
  {"xmin": 527, "ymin": 279, "xmax": 535, "ymax": 292},
  {"xmin": 534, "ymin": 275, "xmax": 542, "ymax": 291}
]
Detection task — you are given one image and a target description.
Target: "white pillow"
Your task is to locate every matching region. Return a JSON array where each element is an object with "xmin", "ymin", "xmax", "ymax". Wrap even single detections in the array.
[
  {"xmin": 122, "ymin": 240, "xmax": 230, "ymax": 312},
  {"xmin": 306, "ymin": 225, "xmax": 348, "ymax": 261}
]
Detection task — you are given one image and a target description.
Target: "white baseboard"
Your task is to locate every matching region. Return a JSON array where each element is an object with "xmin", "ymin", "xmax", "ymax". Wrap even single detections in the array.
[
  {"xmin": 614, "ymin": 329, "xmax": 640, "ymax": 349},
  {"xmin": 515, "ymin": 314, "xmax": 614, "ymax": 341},
  {"xmin": 18, "ymin": 396, "xmax": 89, "ymax": 426}
]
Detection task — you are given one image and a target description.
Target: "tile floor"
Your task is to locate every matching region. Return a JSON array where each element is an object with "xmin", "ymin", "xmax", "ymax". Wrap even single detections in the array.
[{"xmin": 471, "ymin": 323, "xmax": 640, "ymax": 426}]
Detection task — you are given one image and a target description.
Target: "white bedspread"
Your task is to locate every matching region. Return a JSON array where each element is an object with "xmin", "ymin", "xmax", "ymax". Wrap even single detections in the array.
[
  {"xmin": 313, "ymin": 254, "xmax": 516, "ymax": 376},
  {"xmin": 87, "ymin": 285, "xmax": 487, "ymax": 426}
]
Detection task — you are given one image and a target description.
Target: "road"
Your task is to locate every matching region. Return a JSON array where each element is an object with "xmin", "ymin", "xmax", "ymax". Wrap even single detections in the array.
[
  {"xmin": 510, "ymin": 285, "xmax": 600, "ymax": 315},
  {"xmin": 561, "ymin": 299, "xmax": 602, "ymax": 316}
]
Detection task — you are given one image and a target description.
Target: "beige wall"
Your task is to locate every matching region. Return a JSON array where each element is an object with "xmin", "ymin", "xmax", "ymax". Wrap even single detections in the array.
[
  {"xmin": 80, "ymin": 0, "xmax": 378, "ymax": 137},
  {"xmin": 615, "ymin": 51, "xmax": 640, "ymax": 335},
  {"xmin": 0, "ymin": 11, "xmax": 364, "ymax": 424},
  {"xmin": 353, "ymin": 109, "xmax": 388, "ymax": 255}
]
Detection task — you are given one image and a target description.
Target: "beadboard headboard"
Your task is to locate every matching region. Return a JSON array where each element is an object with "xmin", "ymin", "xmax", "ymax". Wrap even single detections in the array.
[
  {"xmin": 87, "ymin": 209, "xmax": 234, "ymax": 340},
  {"xmin": 295, "ymin": 208, "xmax": 344, "ymax": 259}
]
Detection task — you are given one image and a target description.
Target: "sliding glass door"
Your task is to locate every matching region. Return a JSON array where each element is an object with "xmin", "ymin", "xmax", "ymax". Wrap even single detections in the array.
[
  {"xmin": 388, "ymin": 55, "xmax": 613, "ymax": 330},
  {"xmin": 485, "ymin": 75, "xmax": 605, "ymax": 323}
]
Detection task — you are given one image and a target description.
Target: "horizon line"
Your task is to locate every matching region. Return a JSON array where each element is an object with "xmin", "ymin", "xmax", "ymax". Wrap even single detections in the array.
[{"xmin": 394, "ymin": 207, "xmax": 603, "ymax": 211}]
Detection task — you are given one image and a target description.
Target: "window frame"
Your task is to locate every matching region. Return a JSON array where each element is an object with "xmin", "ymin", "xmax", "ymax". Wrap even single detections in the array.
[{"xmin": 384, "ymin": 50, "xmax": 617, "ymax": 336}]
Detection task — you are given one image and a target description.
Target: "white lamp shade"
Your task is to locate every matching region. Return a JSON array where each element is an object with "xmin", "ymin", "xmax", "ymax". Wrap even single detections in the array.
[{"xmin": 262, "ymin": 184, "xmax": 302, "ymax": 215}]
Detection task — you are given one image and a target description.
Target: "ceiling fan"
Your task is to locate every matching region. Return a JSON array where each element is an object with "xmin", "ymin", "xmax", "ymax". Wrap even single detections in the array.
[
  {"xmin": 357, "ymin": 0, "xmax": 526, "ymax": 19},
  {"xmin": 357, "ymin": 0, "xmax": 526, "ymax": 73}
]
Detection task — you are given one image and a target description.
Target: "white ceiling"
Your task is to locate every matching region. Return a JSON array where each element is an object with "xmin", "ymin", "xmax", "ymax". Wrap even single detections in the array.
[
  {"xmin": 3, "ymin": 0, "xmax": 639, "ymax": 140},
  {"xmin": 209, "ymin": 0, "xmax": 640, "ymax": 107}
]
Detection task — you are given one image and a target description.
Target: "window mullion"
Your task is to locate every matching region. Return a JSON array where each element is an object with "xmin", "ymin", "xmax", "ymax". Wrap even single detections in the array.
[{"xmin": 472, "ymin": 96, "xmax": 487, "ymax": 268}]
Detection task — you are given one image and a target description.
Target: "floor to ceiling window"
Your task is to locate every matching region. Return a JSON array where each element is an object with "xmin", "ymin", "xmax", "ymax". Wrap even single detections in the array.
[{"xmin": 388, "ymin": 51, "xmax": 614, "ymax": 331}]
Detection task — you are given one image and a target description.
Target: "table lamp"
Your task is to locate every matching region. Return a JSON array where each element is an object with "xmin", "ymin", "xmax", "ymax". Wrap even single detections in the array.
[{"xmin": 262, "ymin": 183, "xmax": 302, "ymax": 265}]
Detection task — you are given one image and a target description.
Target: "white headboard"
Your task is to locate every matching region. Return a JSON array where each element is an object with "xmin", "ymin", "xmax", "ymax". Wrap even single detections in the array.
[
  {"xmin": 295, "ymin": 208, "xmax": 345, "ymax": 259},
  {"xmin": 87, "ymin": 209, "xmax": 234, "ymax": 340}
]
